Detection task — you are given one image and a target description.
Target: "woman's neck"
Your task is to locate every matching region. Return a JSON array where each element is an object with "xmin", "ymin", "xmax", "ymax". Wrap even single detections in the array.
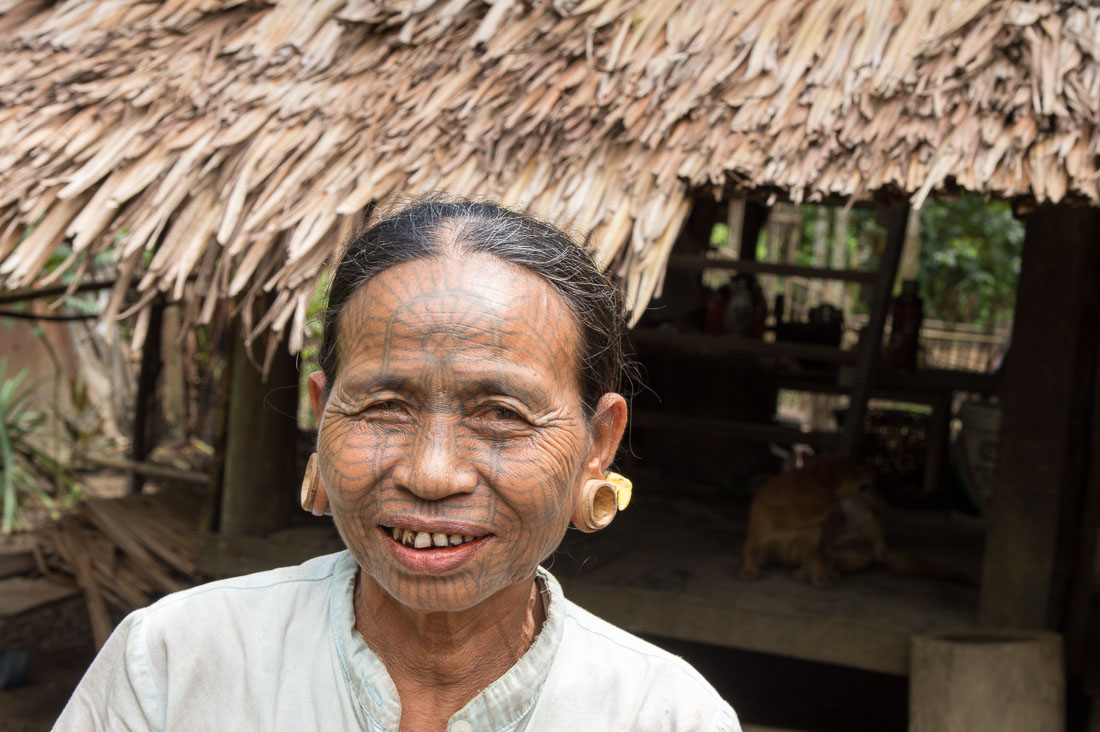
[{"xmin": 353, "ymin": 571, "xmax": 546, "ymax": 732}]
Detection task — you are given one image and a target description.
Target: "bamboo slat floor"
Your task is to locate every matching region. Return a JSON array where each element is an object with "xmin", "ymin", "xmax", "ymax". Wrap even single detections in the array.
[{"xmin": 32, "ymin": 487, "xmax": 205, "ymax": 648}]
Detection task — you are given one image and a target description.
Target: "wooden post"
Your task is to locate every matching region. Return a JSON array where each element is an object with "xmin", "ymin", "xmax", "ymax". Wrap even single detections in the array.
[
  {"xmin": 725, "ymin": 198, "xmax": 745, "ymax": 255},
  {"xmin": 1067, "ymin": 249, "xmax": 1100, "ymax": 716},
  {"xmin": 896, "ymin": 204, "xmax": 923, "ymax": 290},
  {"xmin": 922, "ymin": 393, "xmax": 951, "ymax": 503},
  {"xmin": 776, "ymin": 203, "xmax": 802, "ymax": 317},
  {"xmin": 810, "ymin": 207, "xmax": 830, "ymax": 301},
  {"xmin": 825, "ymin": 206, "xmax": 850, "ymax": 310},
  {"xmin": 218, "ymin": 321, "xmax": 300, "ymax": 537},
  {"xmin": 979, "ymin": 204, "xmax": 1100, "ymax": 629},
  {"xmin": 839, "ymin": 202, "xmax": 908, "ymax": 458},
  {"xmin": 159, "ymin": 304, "xmax": 185, "ymax": 442},
  {"xmin": 128, "ymin": 298, "xmax": 164, "ymax": 494},
  {"xmin": 763, "ymin": 205, "xmax": 783, "ymax": 301},
  {"xmin": 1065, "ymin": 324, "xmax": 1100, "ymax": 677},
  {"xmin": 738, "ymin": 200, "xmax": 768, "ymax": 261},
  {"xmin": 200, "ymin": 311, "xmax": 235, "ymax": 534}
]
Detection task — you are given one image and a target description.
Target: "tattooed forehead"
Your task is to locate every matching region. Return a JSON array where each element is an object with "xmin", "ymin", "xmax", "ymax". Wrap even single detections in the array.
[{"xmin": 333, "ymin": 254, "xmax": 582, "ymax": 398}]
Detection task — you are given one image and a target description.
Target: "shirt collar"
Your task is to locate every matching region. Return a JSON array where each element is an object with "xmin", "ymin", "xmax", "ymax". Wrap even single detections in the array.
[{"xmin": 328, "ymin": 551, "xmax": 564, "ymax": 732}]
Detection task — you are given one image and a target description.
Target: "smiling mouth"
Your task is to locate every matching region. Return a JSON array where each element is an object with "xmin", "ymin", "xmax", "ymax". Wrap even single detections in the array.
[{"xmin": 380, "ymin": 525, "xmax": 488, "ymax": 550}]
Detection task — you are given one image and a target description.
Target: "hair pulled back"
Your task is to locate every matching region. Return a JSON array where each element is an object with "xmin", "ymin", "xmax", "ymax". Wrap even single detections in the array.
[{"xmin": 320, "ymin": 198, "xmax": 627, "ymax": 417}]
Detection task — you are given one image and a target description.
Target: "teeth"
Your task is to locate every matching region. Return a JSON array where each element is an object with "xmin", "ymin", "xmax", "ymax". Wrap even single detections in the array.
[{"xmin": 388, "ymin": 526, "xmax": 481, "ymax": 548}]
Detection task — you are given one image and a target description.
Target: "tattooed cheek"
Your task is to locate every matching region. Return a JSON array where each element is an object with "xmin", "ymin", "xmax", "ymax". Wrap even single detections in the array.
[{"xmin": 526, "ymin": 429, "xmax": 585, "ymax": 467}]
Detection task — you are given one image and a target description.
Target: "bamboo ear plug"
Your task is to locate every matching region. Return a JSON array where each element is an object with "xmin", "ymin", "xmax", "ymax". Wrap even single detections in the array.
[{"xmin": 572, "ymin": 471, "xmax": 632, "ymax": 531}]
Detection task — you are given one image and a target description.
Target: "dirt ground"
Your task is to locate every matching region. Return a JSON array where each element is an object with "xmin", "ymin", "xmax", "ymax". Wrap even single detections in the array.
[
  {"xmin": 0, "ymin": 473, "xmax": 132, "ymax": 731},
  {"xmin": 0, "ymin": 596, "xmax": 102, "ymax": 732}
]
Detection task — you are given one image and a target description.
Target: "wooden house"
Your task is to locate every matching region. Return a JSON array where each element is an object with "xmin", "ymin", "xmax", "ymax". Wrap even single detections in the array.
[{"xmin": 1, "ymin": 0, "xmax": 1098, "ymax": 725}]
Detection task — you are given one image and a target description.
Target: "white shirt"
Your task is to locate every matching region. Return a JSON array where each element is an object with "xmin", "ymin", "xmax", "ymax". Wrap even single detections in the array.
[{"xmin": 54, "ymin": 551, "xmax": 740, "ymax": 731}]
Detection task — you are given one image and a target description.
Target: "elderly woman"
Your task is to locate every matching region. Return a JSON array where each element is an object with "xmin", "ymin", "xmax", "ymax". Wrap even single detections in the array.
[{"xmin": 55, "ymin": 200, "xmax": 739, "ymax": 731}]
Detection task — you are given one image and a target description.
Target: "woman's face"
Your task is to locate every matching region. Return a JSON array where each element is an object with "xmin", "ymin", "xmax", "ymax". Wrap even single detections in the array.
[{"xmin": 311, "ymin": 252, "xmax": 618, "ymax": 612}]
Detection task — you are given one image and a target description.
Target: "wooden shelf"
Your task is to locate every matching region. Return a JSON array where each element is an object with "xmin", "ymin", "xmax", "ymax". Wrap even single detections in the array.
[
  {"xmin": 777, "ymin": 366, "xmax": 999, "ymax": 398},
  {"xmin": 666, "ymin": 254, "xmax": 878, "ymax": 284},
  {"xmin": 631, "ymin": 410, "xmax": 841, "ymax": 450},
  {"xmin": 876, "ymin": 368, "xmax": 998, "ymax": 395},
  {"xmin": 630, "ymin": 328, "xmax": 858, "ymax": 365},
  {"xmin": 630, "ymin": 328, "xmax": 998, "ymax": 398}
]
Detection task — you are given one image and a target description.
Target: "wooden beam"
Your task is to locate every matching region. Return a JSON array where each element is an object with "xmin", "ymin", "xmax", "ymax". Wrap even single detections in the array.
[
  {"xmin": 128, "ymin": 298, "xmax": 164, "ymax": 494},
  {"xmin": 922, "ymin": 394, "xmax": 952, "ymax": 510},
  {"xmin": 79, "ymin": 454, "xmax": 208, "ymax": 486},
  {"xmin": 896, "ymin": 204, "xmax": 923, "ymax": 288},
  {"xmin": 738, "ymin": 199, "xmax": 768, "ymax": 261},
  {"xmin": 0, "ymin": 278, "xmax": 116, "ymax": 306},
  {"xmin": 1065, "ymin": 309, "xmax": 1100, "ymax": 677},
  {"xmin": 776, "ymin": 366, "xmax": 998, "ymax": 397},
  {"xmin": 629, "ymin": 328, "xmax": 859, "ymax": 364},
  {"xmin": 825, "ymin": 206, "xmax": 852, "ymax": 308},
  {"xmin": 980, "ymin": 204, "xmax": 1100, "ymax": 629},
  {"xmin": 219, "ymin": 321, "xmax": 300, "ymax": 536},
  {"xmin": 159, "ymin": 304, "xmax": 186, "ymax": 441},
  {"xmin": 666, "ymin": 254, "xmax": 878, "ymax": 284},
  {"xmin": 200, "ymin": 312, "xmax": 234, "ymax": 534},
  {"xmin": 839, "ymin": 202, "xmax": 908, "ymax": 458},
  {"xmin": 630, "ymin": 410, "xmax": 841, "ymax": 450},
  {"xmin": 0, "ymin": 551, "xmax": 35, "ymax": 579}
]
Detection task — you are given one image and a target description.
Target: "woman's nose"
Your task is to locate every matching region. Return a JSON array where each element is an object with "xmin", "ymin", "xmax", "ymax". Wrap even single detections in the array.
[{"xmin": 393, "ymin": 417, "xmax": 478, "ymax": 499}]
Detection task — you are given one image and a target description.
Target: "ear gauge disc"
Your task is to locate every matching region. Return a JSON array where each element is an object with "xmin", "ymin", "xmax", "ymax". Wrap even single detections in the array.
[
  {"xmin": 300, "ymin": 453, "xmax": 330, "ymax": 517},
  {"xmin": 572, "ymin": 479, "xmax": 618, "ymax": 532}
]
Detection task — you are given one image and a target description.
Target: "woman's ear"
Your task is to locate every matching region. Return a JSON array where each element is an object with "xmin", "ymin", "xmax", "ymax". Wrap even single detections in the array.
[
  {"xmin": 570, "ymin": 393, "xmax": 628, "ymax": 533},
  {"xmin": 307, "ymin": 372, "xmax": 328, "ymax": 425},
  {"xmin": 585, "ymin": 393, "xmax": 628, "ymax": 479}
]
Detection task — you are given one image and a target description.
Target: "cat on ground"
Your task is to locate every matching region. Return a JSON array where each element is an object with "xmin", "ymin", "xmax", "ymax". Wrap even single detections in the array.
[{"xmin": 741, "ymin": 455, "xmax": 882, "ymax": 587}]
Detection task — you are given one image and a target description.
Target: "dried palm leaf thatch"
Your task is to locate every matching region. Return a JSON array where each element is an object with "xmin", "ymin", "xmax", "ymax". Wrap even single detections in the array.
[{"xmin": 0, "ymin": 0, "xmax": 1097, "ymax": 342}]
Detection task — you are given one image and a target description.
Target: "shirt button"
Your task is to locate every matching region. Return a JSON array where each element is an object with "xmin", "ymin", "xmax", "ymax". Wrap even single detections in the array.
[{"xmin": 450, "ymin": 721, "xmax": 473, "ymax": 732}]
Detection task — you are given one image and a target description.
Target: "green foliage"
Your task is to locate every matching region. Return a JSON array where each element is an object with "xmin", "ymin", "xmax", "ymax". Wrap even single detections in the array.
[
  {"xmin": 918, "ymin": 195, "xmax": 1023, "ymax": 327},
  {"xmin": 772, "ymin": 198, "xmax": 1021, "ymax": 326},
  {"xmin": 710, "ymin": 223, "xmax": 729, "ymax": 247},
  {"xmin": 0, "ymin": 360, "xmax": 82, "ymax": 533},
  {"xmin": 0, "ymin": 361, "xmax": 36, "ymax": 532},
  {"xmin": 297, "ymin": 273, "xmax": 330, "ymax": 430}
]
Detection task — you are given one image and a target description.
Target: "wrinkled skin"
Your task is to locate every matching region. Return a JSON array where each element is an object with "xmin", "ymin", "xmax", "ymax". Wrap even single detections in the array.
[{"xmin": 307, "ymin": 250, "xmax": 626, "ymax": 731}]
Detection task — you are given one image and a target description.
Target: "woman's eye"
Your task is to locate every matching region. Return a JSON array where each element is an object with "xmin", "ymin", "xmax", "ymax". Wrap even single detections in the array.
[
  {"xmin": 490, "ymin": 406, "xmax": 521, "ymax": 421},
  {"xmin": 474, "ymin": 404, "xmax": 528, "ymax": 429},
  {"xmin": 365, "ymin": 400, "xmax": 405, "ymax": 415}
]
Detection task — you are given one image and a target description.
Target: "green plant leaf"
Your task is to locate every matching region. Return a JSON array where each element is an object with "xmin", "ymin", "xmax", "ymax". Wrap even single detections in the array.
[{"xmin": 0, "ymin": 423, "xmax": 17, "ymax": 533}]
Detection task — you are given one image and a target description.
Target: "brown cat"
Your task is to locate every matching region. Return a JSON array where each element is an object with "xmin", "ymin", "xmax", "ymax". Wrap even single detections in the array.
[
  {"xmin": 741, "ymin": 455, "xmax": 881, "ymax": 587},
  {"xmin": 741, "ymin": 455, "xmax": 974, "ymax": 587}
]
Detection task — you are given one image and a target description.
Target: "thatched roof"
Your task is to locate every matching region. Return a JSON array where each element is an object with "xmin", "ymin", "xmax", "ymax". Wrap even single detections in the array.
[{"xmin": 1, "ymin": 0, "xmax": 1097, "ymax": 346}]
